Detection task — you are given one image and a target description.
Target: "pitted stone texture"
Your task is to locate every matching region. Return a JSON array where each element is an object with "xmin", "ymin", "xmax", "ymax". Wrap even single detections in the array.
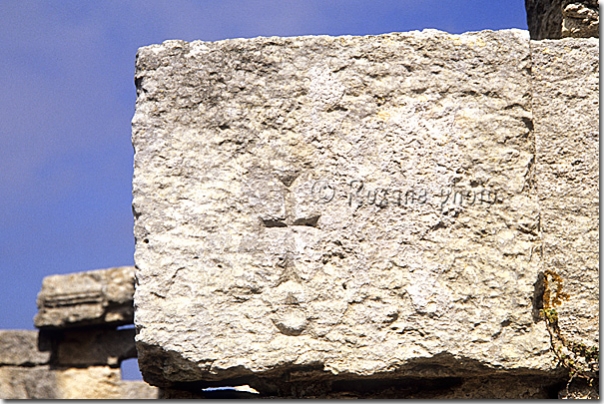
[
  {"xmin": 34, "ymin": 266, "xmax": 135, "ymax": 329},
  {"xmin": 531, "ymin": 38, "xmax": 599, "ymax": 347},
  {"xmin": 562, "ymin": 0, "xmax": 599, "ymax": 38},
  {"xmin": 0, "ymin": 330, "xmax": 50, "ymax": 366},
  {"xmin": 132, "ymin": 29, "xmax": 553, "ymax": 388}
]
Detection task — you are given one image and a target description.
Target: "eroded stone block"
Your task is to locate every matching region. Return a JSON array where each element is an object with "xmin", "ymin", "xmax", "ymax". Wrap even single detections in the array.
[
  {"xmin": 0, "ymin": 330, "xmax": 50, "ymax": 366},
  {"xmin": 0, "ymin": 365, "xmax": 159, "ymax": 399},
  {"xmin": 34, "ymin": 266, "xmax": 135, "ymax": 329},
  {"xmin": 0, "ymin": 366, "xmax": 57, "ymax": 399},
  {"xmin": 54, "ymin": 366, "xmax": 123, "ymax": 399},
  {"xmin": 132, "ymin": 30, "xmax": 557, "ymax": 388},
  {"xmin": 531, "ymin": 38, "xmax": 599, "ymax": 347}
]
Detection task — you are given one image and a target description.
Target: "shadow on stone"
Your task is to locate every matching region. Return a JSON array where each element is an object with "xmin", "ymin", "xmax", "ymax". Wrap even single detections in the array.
[{"xmin": 138, "ymin": 342, "xmax": 568, "ymax": 398}]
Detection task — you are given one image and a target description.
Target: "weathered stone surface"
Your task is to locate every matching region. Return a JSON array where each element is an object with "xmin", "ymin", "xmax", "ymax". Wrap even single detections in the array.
[
  {"xmin": 0, "ymin": 365, "xmax": 159, "ymax": 399},
  {"xmin": 562, "ymin": 0, "xmax": 599, "ymax": 38},
  {"xmin": 56, "ymin": 328, "xmax": 137, "ymax": 366},
  {"xmin": 120, "ymin": 380, "xmax": 160, "ymax": 399},
  {"xmin": 525, "ymin": 0, "xmax": 599, "ymax": 39},
  {"xmin": 531, "ymin": 38, "xmax": 599, "ymax": 347},
  {"xmin": 0, "ymin": 366, "xmax": 57, "ymax": 399},
  {"xmin": 133, "ymin": 29, "xmax": 560, "ymax": 389},
  {"xmin": 0, "ymin": 330, "xmax": 50, "ymax": 366},
  {"xmin": 34, "ymin": 266, "xmax": 135, "ymax": 329},
  {"xmin": 54, "ymin": 366, "xmax": 125, "ymax": 399}
]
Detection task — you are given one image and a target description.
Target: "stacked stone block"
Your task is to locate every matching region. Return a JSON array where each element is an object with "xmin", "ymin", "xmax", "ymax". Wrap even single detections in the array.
[
  {"xmin": 0, "ymin": 0, "xmax": 599, "ymax": 400},
  {"xmin": 132, "ymin": 29, "xmax": 598, "ymax": 400},
  {"xmin": 0, "ymin": 267, "xmax": 158, "ymax": 399}
]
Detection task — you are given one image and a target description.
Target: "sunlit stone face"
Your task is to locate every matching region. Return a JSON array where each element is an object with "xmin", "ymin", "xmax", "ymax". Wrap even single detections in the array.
[{"xmin": 132, "ymin": 30, "xmax": 597, "ymax": 388}]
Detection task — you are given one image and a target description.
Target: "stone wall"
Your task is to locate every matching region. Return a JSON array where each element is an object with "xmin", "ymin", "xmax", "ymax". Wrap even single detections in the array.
[
  {"xmin": 132, "ymin": 30, "xmax": 598, "ymax": 400},
  {"xmin": 0, "ymin": 267, "xmax": 158, "ymax": 399},
  {"xmin": 1, "ymin": 2, "xmax": 599, "ymax": 400}
]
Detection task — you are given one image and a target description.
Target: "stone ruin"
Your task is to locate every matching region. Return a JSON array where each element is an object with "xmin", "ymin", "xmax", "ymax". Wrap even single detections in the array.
[
  {"xmin": 132, "ymin": 31, "xmax": 599, "ymax": 399},
  {"xmin": 1, "ymin": 0, "xmax": 599, "ymax": 399},
  {"xmin": 0, "ymin": 267, "xmax": 158, "ymax": 399}
]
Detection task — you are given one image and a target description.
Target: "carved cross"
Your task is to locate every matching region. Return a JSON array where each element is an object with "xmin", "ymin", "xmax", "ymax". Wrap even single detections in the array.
[
  {"xmin": 259, "ymin": 172, "xmax": 321, "ymax": 228},
  {"xmin": 258, "ymin": 173, "xmax": 321, "ymax": 285}
]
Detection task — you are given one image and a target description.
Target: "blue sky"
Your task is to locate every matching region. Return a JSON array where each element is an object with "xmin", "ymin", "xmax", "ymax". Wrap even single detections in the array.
[{"xmin": 0, "ymin": 0, "xmax": 528, "ymax": 379}]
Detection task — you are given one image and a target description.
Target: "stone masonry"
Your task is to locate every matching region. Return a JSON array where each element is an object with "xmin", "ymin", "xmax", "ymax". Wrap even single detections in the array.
[
  {"xmin": 35, "ymin": 266, "xmax": 135, "ymax": 329},
  {"xmin": 0, "ymin": 267, "xmax": 158, "ymax": 399},
  {"xmin": 132, "ymin": 29, "xmax": 598, "ymax": 398},
  {"xmin": 1, "ymin": 1, "xmax": 599, "ymax": 400}
]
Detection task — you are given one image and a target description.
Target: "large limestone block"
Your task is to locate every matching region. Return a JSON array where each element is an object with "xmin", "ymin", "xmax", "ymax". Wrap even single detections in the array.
[
  {"xmin": 133, "ymin": 30, "xmax": 551, "ymax": 388},
  {"xmin": 531, "ymin": 38, "xmax": 599, "ymax": 346},
  {"xmin": 54, "ymin": 366, "xmax": 125, "ymax": 399},
  {"xmin": 34, "ymin": 266, "xmax": 135, "ymax": 329},
  {"xmin": 0, "ymin": 330, "xmax": 50, "ymax": 366}
]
